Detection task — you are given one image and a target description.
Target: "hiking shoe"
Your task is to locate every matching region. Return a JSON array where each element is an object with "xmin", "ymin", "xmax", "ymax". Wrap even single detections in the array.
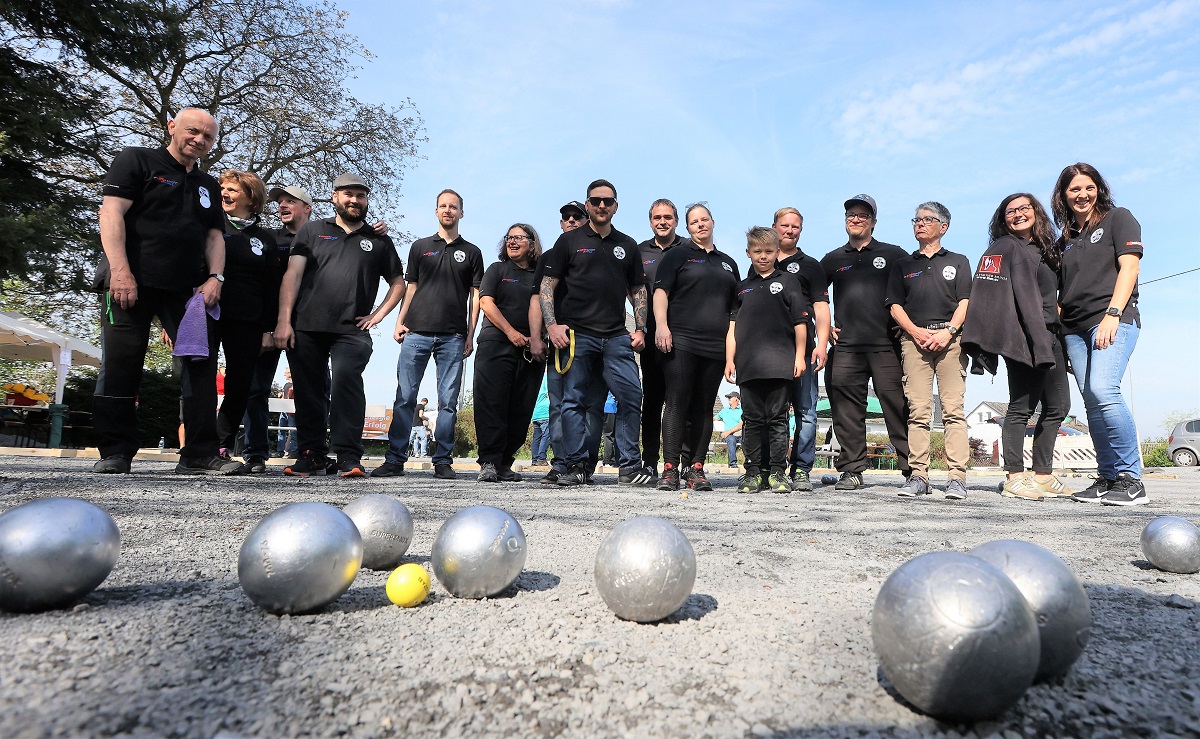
[
  {"xmin": 737, "ymin": 473, "xmax": 764, "ymax": 494},
  {"xmin": 1001, "ymin": 474, "xmax": 1045, "ymax": 500},
  {"xmin": 767, "ymin": 471, "xmax": 791, "ymax": 494},
  {"xmin": 685, "ymin": 463, "xmax": 712, "ymax": 492},
  {"xmin": 1071, "ymin": 477, "xmax": 1113, "ymax": 503},
  {"xmin": 898, "ymin": 476, "xmax": 931, "ymax": 497},
  {"xmin": 177, "ymin": 455, "xmax": 242, "ymax": 475},
  {"xmin": 239, "ymin": 456, "xmax": 268, "ymax": 475},
  {"xmin": 92, "ymin": 454, "xmax": 132, "ymax": 474},
  {"xmin": 557, "ymin": 464, "xmax": 586, "ymax": 486},
  {"xmin": 834, "ymin": 472, "xmax": 864, "ymax": 491},
  {"xmin": 620, "ymin": 466, "xmax": 656, "ymax": 486},
  {"xmin": 284, "ymin": 452, "xmax": 332, "ymax": 477},
  {"xmin": 496, "ymin": 467, "xmax": 523, "ymax": 482},
  {"xmin": 338, "ymin": 459, "xmax": 366, "ymax": 478},
  {"xmin": 434, "ymin": 464, "xmax": 456, "ymax": 480},
  {"xmin": 477, "ymin": 462, "xmax": 499, "ymax": 482},
  {"xmin": 656, "ymin": 463, "xmax": 680, "ymax": 491},
  {"xmin": 1031, "ymin": 474, "xmax": 1073, "ymax": 498},
  {"xmin": 370, "ymin": 461, "xmax": 406, "ymax": 478},
  {"xmin": 790, "ymin": 469, "xmax": 813, "ymax": 492},
  {"xmin": 944, "ymin": 479, "xmax": 969, "ymax": 500},
  {"xmin": 540, "ymin": 469, "xmax": 561, "ymax": 485},
  {"xmin": 1101, "ymin": 473, "xmax": 1148, "ymax": 506}
]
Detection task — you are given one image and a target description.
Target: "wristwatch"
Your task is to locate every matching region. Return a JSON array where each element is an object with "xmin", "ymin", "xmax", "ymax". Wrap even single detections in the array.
[
  {"xmin": 634, "ymin": 325, "xmax": 646, "ymax": 333},
  {"xmin": 946, "ymin": 325, "xmax": 960, "ymax": 336},
  {"xmin": 208, "ymin": 273, "xmax": 225, "ymax": 283},
  {"xmin": 1105, "ymin": 307, "xmax": 1122, "ymax": 318}
]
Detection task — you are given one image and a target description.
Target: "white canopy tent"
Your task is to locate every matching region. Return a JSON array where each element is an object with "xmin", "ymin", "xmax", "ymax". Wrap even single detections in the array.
[{"xmin": 0, "ymin": 312, "xmax": 101, "ymax": 404}]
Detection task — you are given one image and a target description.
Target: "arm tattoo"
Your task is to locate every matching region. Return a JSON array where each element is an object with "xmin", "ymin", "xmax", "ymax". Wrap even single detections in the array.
[
  {"xmin": 539, "ymin": 276, "xmax": 559, "ymax": 327},
  {"xmin": 631, "ymin": 286, "xmax": 648, "ymax": 328}
]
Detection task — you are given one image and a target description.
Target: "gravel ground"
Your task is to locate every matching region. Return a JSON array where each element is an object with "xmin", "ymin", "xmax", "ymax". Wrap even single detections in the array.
[{"xmin": 1, "ymin": 456, "xmax": 1198, "ymax": 738}]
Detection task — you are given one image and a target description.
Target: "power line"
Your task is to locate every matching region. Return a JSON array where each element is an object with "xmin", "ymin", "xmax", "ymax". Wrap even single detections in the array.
[{"xmin": 1143, "ymin": 266, "xmax": 1200, "ymax": 285}]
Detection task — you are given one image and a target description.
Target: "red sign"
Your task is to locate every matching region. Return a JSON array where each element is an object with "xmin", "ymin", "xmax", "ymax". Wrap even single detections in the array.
[{"xmin": 979, "ymin": 255, "xmax": 1003, "ymax": 274}]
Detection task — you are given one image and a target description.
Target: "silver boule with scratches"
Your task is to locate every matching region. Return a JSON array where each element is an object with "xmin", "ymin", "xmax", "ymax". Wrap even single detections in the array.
[
  {"xmin": 431, "ymin": 505, "xmax": 526, "ymax": 598},
  {"xmin": 1141, "ymin": 516, "xmax": 1200, "ymax": 574},
  {"xmin": 594, "ymin": 516, "xmax": 696, "ymax": 623},
  {"xmin": 342, "ymin": 494, "xmax": 413, "ymax": 570}
]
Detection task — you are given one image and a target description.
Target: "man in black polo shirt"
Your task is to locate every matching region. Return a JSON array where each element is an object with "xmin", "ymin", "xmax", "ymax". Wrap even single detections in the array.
[
  {"xmin": 275, "ymin": 173, "xmax": 405, "ymax": 477},
  {"xmin": 540, "ymin": 179, "xmax": 651, "ymax": 486},
  {"xmin": 372, "ymin": 188, "xmax": 484, "ymax": 480},
  {"xmin": 820, "ymin": 194, "xmax": 912, "ymax": 490},
  {"xmin": 885, "ymin": 201, "xmax": 972, "ymax": 500},
  {"xmin": 91, "ymin": 107, "xmax": 239, "ymax": 475},
  {"xmin": 773, "ymin": 206, "xmax": 831, "ymax": 492}
]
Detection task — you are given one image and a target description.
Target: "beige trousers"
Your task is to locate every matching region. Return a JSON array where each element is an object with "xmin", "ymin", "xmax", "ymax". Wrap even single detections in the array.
[{"xmin": 900, "ymin": 335, "xmax": 969, "ymax": 480}]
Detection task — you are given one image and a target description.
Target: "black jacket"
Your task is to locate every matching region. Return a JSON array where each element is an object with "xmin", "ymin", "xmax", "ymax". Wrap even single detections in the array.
[{"xmin": 961, "ymin": 235, "xmax": 1057, "ymax": 373}]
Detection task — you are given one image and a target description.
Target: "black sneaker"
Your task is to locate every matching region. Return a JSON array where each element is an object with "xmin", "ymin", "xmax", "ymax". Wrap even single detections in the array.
[
  {"xmin": 477, "ymin": 462, "xmax": 499, "ymax": 483},
  {"xmin": 657, "ymin": 463, "xmax": 680, "ymax": 491},
  {"xmin": 539, "ymin": 469, "xmax": 561, "ymax": 485},
  {"xmin": 338, "ymin": 459, "xmax": 366, "ymax": 478},
  {"xmin": 92, "ymin": 454, "xmax": 132, "ymax": 474},
  {"xmin": 619, "ymin": 466, "xmax": 656, "ymax": 486},
  {"xmin": 284, "ymin": 452, "xmax": 332, "ymax": 477},
  {"xmin": 685, "ymin": 463, "xmax": 712, "ymax": 491},
  {"xmin": 737, "ymin": 472, "xmax": 764, "ymax": 494},
  {"xmin": 1071, "ymin": 476, "xmax": 1113, "ymax": 503},
  {"xmin": 557, "ymin": 464, "xmax": 586, "ymax": 486},
  {"xmin": 790, "ymin": 469, "xmax": 813, "ymax": 492},
  {"xmin": 584, "ymin": 470, "xmax": 596, "ymax": 486},
  {"xmin": 176, "ymin": 455, "xmax": 242, "ymax": 475},
  {"xmin": 434, "ymin": 464, "xmax": 456, "ymax": 480},
  {"xmin": 1101, "ymin": 473, "xmax": 1148, "ymax": 506},
  {"xmin": 496, "ymin": 467, "xmax": 523, "ymax": 482},
  {"xmin": 834, "ymin": 472, "xmax": 864, "ymax": 491},
  {"xmin": 370, "ymin": 461, "xmax": 406, "ymax": 478},
  {"xmin": 239, "ymin": 456, "xmax": 268, "ymax": 474}
]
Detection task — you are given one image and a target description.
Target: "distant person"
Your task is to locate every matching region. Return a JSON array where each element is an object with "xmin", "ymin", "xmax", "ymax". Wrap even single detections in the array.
[
  {"xmin": 275, "ymin": 367, "xmax": 297, "ymax": 458},
  {"xmin": 601, "ymin": 392, "xmax": 618, "ymax": 467},
  {"xmin": 529, "ymin": 377, "xmax": 550, "ymax": 466},
  {"xmin": 715, "ymin": 392, "xmax": 743, "ymax": 469},
  {"xmin": 407, "ymin": 397, "xmax": 428, "ymax": 457}
]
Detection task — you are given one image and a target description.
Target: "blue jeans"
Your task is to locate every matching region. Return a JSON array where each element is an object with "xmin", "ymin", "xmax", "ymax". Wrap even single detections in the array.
[
  {"xmin": 789, "ymin": 366, "xmax": 819, "ymax": 473},
  {"xmin": 408, "ymin": 427, "xmax": 428, "ymax": 457},
  {"xmin": 276, "ymin": 413, "xmax": 297, "ymax": 455},
  {"xmin": 560, "ymin": 332, "xmax": 642, "ymax": 471},
  {"xmin": 724, "ymin": 434, "xmax": 740, "ymax": 464},
  {"xmin": 531, "ymin": 420, "xmax": 550, "ymax": 461},
  {"xmin": 386, "ymin": 332, "xmax": 465, "ymax": 466},
  {"xmin": 1063, "ymin": 322, "xmax": 1140, "ymax": 479}
]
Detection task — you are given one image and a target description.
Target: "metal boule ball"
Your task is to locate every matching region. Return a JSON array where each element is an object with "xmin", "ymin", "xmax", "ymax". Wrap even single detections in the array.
[
  {"xmin": 238, "ymin": 502, "xmax": 362, "ymax": 614},
  {"xmin": 0, "ymin": 497, "xmax": 121, "ymax": 613},
  {"xmin": 594, "ymin": 516, "xmax": 696, "ymax": 623},
  {"xmin": 343, "ymin": 494, "xmax": 413, "ymax": 570},
  {"xmin": 1141, "ymin": 516, "xmax": 1200, "ymax": 574},
  {"xmin": 431, "ymin": 506, "xmax": 526, "ymax": 599},
  {"xmin": 969, "ymin": 540, "xmax": 1092, "ymax": 681},
  {"xmin": 872, "ymin": 551, "xmax": 1039, "ymax": 722},
  {"xmin": 821, "ymin": 474, "xmax": 838, "ymax": 485}
]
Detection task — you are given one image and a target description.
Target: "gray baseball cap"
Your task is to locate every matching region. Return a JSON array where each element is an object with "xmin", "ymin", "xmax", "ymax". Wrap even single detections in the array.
[
  {"xmin": 844, "ymin": 194, "xmax": 877, "ymax": 217},
  {"xmin": 333, "ymin": 173, "xmax": 370, "ymax": 192},
  {"xmin": 267, "ymin": 185, "xmax": 313, "ymax": 206}
]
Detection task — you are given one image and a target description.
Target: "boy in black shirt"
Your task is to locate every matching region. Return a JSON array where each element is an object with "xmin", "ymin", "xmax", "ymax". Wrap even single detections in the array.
[{"xmin": 726, "ymin": 227, "xmax": 809, "ymax": 494}]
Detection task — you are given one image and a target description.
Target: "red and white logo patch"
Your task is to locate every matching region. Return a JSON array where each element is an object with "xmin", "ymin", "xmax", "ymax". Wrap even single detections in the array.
[{"xmin": 979, "ymin": 255, "xmax": 1002, "ymax": 274}]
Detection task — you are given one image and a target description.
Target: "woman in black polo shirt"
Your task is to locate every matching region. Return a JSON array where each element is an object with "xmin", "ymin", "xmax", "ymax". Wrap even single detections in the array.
[
  {"xmin": 214, "ymin": 169, "xmax": 283, "ymax": 465},
  {"xmin": 1051, "ymin": 163, "xmax": 1146, "ymax": 506},
  {"xmin": 652, "ymin": 203, "xmax": 740, "ymax": 491},
  {"xmin": 473, "ymin": 224, "xmax": 545, "ymax": 482}
]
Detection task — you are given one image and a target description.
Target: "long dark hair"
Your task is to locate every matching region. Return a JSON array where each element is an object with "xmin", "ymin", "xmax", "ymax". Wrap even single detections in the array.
[
  {"xmin": 1051, "ymin": 162, "xmax": 1115, "ymax": 241},
  {"xmin": 496, "ymin": 223, "xmax": 542, "ymax": 263},
  {"xmin": 988, "ymin": 193, "xmax": 1060, "ymax": 272}
]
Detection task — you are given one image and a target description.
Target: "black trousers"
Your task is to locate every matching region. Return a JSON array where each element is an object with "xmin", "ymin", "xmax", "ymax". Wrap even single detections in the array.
[
  {"xmin": 473, "ymin": 340, "xmax": 545, "ymax": 467},
  {"xmin": 824, "ymin": 347, "xmax": 911, "ymax": 475},
  {"xmin": 640, "ymin": 340, "xmax": 666, "ymax": 466},
  {"xmin": 287, "ymin": 330, "xmax": 372, "ymax": 461},
  {"xmin": 1003, "ymin": 339, "xmax": 1070, "ymax": 473},
  {"xmin": 660, "ymin": 348, "xmax": 723, "ymax": 469},
  {"xmin": 740, "ymin": 378, "xmax": 791, "ymax": 475},
  {"xmin": 94, "ymin": 288, "xmax": 219, "ymax": 459},
  {"xmin": 214, "ymin": 319, "xmax": 266, "ymax": 450},
  {"xmin": 240, "ymin": 347, "xmax": 283, "ymax": 458}
]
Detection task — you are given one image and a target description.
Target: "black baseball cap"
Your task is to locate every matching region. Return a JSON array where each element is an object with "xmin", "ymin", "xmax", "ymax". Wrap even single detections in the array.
[{"xmin": 560, "ymin": 201, "xmax": 587, "ymax": 219}]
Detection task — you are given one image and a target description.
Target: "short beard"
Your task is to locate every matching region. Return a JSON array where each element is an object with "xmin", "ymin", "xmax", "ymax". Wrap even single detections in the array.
[{"xmin": 335, "ymin": 202, "xmax": 368, "ymax": 225}]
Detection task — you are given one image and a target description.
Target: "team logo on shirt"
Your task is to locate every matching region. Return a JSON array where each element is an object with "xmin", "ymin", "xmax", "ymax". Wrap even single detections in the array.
[
  {"xmin": 453, "ymin": 250, "xmax": 465, "ymax": 262},
  {"xmin": 835, "ymin": 265, "xmax": 853, "ymax": 273},
  {"xmin": 979, "ymin": 255, "xmax": 1002, "ymax": 274},
  {"xmin": 904, "ymin": 270, "xmax": 921, "ymax": 280},
  {"xmin": 1090, "ymin": 228, "xmax": 1104, "ymax": 244},
  {"xmin": 643, "ymin": 258, "xmax": 656, "ymax": 266},
  {"xmin": 786, "ymin": 262, "xmax": 800, "ymax": 273},
  {"xmin": 319, "ymin": 234, "xmax": 338, "ymax": 240},
  {"xmin": 502, "ymin": 278, "xmax": 521, "ymax": 283},
  {"xmin": 769, "ymin": 282, "xmax": 783, "ymax": 294},
  {"xmin": 153, "ymin": 176, "xmax": 178, "ymax": 186},
  {"xmin": 198, "ymin": 186, "xmax": 212, "ymax": 209},
  {"xmin": 423, "ymin": 250, "xmax": 440, "ymax": 257},
  {"xmin": 360, "ymin": 238, "xmax": 374, "ymax": 252},
  {"xmin": 576, "ymin": 248, "xmax": 595, "ymax": 255},
  {"xmin": 872, "ymin": 257, "xmax": 886, "ymax": 269},
  {"xmin": 250, "ymin": 237, "xmax": 264, "ymax": 256},
  {"xmin": 687, "ymin": 258, "xmax": 705, "ymax": 264},
  {"xmin": 738, "ymin": 287, "xmax": 754, "ymax": 297},
  {"xmin": 721, "ymin": 262, "xmax": 733, "ymax": 272},
  {"xmin": 613, "ymin": 246, "xmax": 626, "ymax": 259},
  {"xmin": 942, "ymin": 266, "xmax": 957, "ymax": 280}
]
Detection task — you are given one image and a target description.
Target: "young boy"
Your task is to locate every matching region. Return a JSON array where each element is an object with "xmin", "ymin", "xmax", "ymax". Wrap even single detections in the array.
[{"xmin": 726, "ymin": 227, "xmax": 809, "ymax": 494}]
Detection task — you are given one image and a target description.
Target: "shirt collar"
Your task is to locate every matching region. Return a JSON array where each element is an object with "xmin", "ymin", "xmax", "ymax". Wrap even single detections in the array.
[
  {"xmin": 750, "ymin": 268, "xmax": 783, "ymax": 280},
  {"xmin": 910, "ymin": 246, "xmax": 949, "ymax": 260}
]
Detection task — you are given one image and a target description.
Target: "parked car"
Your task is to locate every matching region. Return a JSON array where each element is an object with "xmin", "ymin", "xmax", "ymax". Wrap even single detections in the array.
[{"xmin": 1168, "ymin": 418, "xmax": 1200, "ymax": 467}]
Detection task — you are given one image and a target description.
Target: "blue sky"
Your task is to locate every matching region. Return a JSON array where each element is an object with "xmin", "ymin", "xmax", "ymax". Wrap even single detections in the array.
[{"xmin": 327, "ymin": 0, "xmax": 1199, "ymax": 437}]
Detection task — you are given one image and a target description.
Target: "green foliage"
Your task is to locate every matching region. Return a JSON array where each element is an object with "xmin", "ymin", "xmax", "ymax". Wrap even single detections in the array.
[
  {"xmin": 1141, "ymin": 438, "xmax": 1173, "ymax": 468},
  {"xmin": 453, "ymin": 405, "xmax": 476, "ymax": 459},
  {"xmin": 62, "ymin": 366, "xmax": 181, "ymax": 448}
]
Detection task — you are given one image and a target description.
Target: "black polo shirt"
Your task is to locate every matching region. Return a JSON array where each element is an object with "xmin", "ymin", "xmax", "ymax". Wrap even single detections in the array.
[
  {"xmin": 478, "ymin": 259, "xmax": 537, "ymax": 343},
  {"xmin": 884, "ymin": 247, "xmax": 972, "ymax": 326},
  {"xmin": 731, "ymin": 269, "xmax": 811, "ymax": 383},
  {"xmin": 221, "ymin": 216, "xmax": 283, "ymax": 330},
  {"xmin": 542, "ymin": 223, "xmax": 644, "ymax": 338},
  {"xmin": 819, "ymin": 238, "xmax": 908, "ymax": 352},
  {"xmin": 290, "ymin": 218, "xmax": 403, "ymax": 334},
  {"xmin": 404, "ymin": 234, "xmax": 484, "ymax": 335},
  {"xmin": 273, "ymin": 226, "xmax": 300, "ymax": 252},
  {"xmin": 654, "ymin": 242, "xmax": 740, "ymax": 359},
  {"xmin": 778, "ymin": 249, "xmax": 828, "ymax": 351},
  {"xmin": 1059, "ymin": 207, "xmax": 1142, "ymax": 332},
  {"xmin": 99, "ymin": 146, "xmax": 224, "ymax": 290}
]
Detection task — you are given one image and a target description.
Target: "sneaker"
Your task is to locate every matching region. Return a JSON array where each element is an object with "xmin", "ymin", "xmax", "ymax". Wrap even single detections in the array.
[
  {"xmin": 92, "ymin": 454, "xmax": 132, "ymax": 474},
  {"xmin": 370, "ymin": 461, "xmax": 406, "ymax": 478},
  {"xmin": 284, "ymin": 452, "xmax": 332, "ymax": 477},
  {"xmin": 176, "ymin": 455, "xmax": 242, "ymax": 475},
  {"xmin": 539, "ymin": 469, "xmax": 561, "ymax": 485},
  {"xmin": 834, "ymin": 472, "xmax": 864, "ymax": 491},
  {"xmin": 1101, "ymin": 473, "xmax": 1148, "ymax": 506},
  {"xmin": 434, "ymin": 464, "xmax": 456, "ymax": 480},
  {"xmin": 239, "ymin": 456, "xmax": 268, "ymax": 475},
  {"xmin": 1031, "ymin": 474, "xmax": 1073, "ymax": 498},
  {"xmin": 944, "ymin": 479, "xmax": 968, "ymax": 500},
  {"xmin": 685, "ymin": 463, "xmax": 712, "ymax": 492},
  {"xmin": 737, "ymin": 473, "xmax": 764, "ymax": 494},
  {"xmin": 1071, "ymin": 477, "xmax": 1114, "ymax": 503},
  {"xmin": 898, "ymin": 476, "xmax": 931, "ymax": 497},
  {"xmin": 657, "ymin": 463, "xmax": 680, "ymax": 491},
  {"xmin": 584, "ymin": 470, "xmax": 596, "ymax": 486},
  {"xmin": 727, "ymin": 462, "xmax": 738, "ymax": 469},
  {"xmin": 790, "ymin": 469, "xmax": 813, "ymax": 492},
  {"xmin": 766, "ymin": 470, "xmax": 791, "ymax": 494},
  {"xmin": 338, "ymin": 459, "xmax": 366, "ymax": 478},
  {"xmin": 619, "ymin": 466, "xmax": 656, "ymax": 486},
  {"xmin": 530, "ymin": 459, "xmax": 548, "ymax": 467},
  {"xmin": 557, "ymin": 464, "xmax": 586, "ymax": 486},
  {"xmin": 477, "ymin": 462, "xmax": 499, "ymax": 483},
  {"xmin": 1001, "ymin": 474, "xmax": 1045, "ymax": 500},
  {"xmin": 496, "ymin": 467, "xmax": 523, "ymax": 482}
]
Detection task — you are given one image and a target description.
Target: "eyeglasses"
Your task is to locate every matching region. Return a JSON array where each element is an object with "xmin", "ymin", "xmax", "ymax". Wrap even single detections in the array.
[
  {"xmin": 561, "ymin": 213, "xmax": 586, "ymax": 222},
  {"xmin": 504, "ymin": 235, "xmax": 531, "ymax": 243},
  {"xmin": 1004, "ymin": 204, "xmax": 1034, "ymax": 218},
  {"xmin": 911, "ymin": 216, "xmax": 942, "ymax": 225},
  {"xmin": 587, "ymin": 196, "xmax": 616, "ymax": 207},
  {"xmin": 845, "ymin": 212, "xmax": 872, "ymax": 222}
]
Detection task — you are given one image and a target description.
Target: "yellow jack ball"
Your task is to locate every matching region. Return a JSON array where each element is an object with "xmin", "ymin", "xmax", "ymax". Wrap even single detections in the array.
[{"xmin": 386, "ymin": 563, "xmax": 431, "ymax": 607}]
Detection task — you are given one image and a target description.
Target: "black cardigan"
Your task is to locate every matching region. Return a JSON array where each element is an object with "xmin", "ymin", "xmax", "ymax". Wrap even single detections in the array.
[{"xmin": 961, "ymin": 235, "xmax": 1057, "ymax": 373}]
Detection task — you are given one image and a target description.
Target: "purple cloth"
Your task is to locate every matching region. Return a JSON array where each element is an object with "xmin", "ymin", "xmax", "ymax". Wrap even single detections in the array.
[{"xmin": 173, "ymin": 292, "xmax": 221, "ymax": 360}]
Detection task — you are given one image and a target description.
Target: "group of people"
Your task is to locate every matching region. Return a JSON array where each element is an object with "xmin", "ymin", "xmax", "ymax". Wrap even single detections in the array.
[{"xmin": 89, "ymin": 108, "xmax": 1146, "ymax": 507}]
